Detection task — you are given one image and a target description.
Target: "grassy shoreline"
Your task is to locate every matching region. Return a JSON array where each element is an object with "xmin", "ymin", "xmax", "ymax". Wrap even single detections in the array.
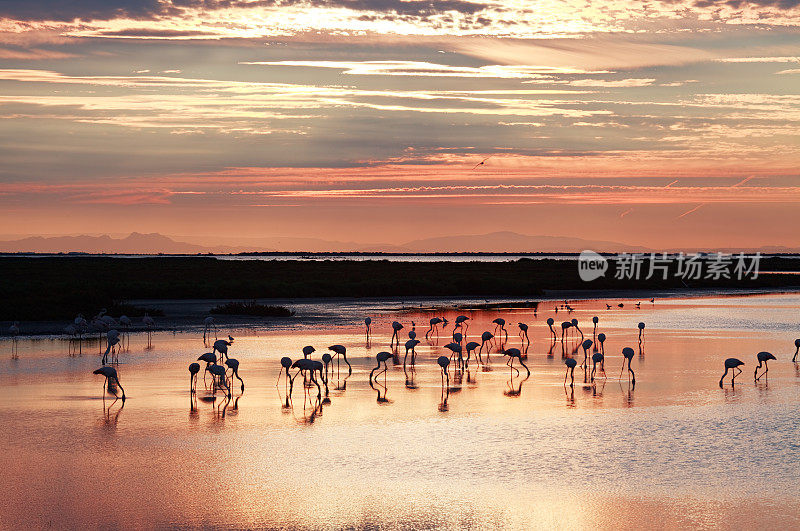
[{"xmin": 1, "ymin": 256, "xmax": 799, "ymax": 321}]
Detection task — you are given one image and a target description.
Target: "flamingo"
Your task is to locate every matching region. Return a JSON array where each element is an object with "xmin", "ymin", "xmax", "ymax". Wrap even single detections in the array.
[
  {"xmin": 597, "ymin": 333, "xmax": 606, "ymax": 355},
  {"xmin": 404, "ymin": 339, "xmax": 420, "ymax": 365},
  {"xmin": 591, "ymin": 351, "xmax": 606, "ymax": 382},
  {"xmin": 289, "ymin": 359, "xmax": 322, "ymax": 402},
  {"xmin": 580, "ymin": 338, "xmax": 593, "ymax": 368},
  {"xmin": 454, "ymin": 315, "xmax": 469, "ymax": 336},
  {"xmin": 364, "ymin": 317, "xmax": 372, "ymax": 337},
  {"xmin": 638, "ymin": 322, "xmax": 645, "ymax": 341},
  {"xmin": 100, "ymin": 314, "xmax": 118, "ymax": 329},
  {"xmin": 546, "ymin": 318, "xmax": 557, "ymax": 340},
  {"xmin": 518, "ymin": 322, "xmax": 529, "ymax": 344},
  {"xmin": 93, "ymin": 366, "xmax": 125, "ymax": 401},
  {"xmin": 571, "ymin": 319, "xmax": 584, "ymax": 342},
  {"xmin": 620, "ymin": 347, "xmax": 635, "ymax": 384},
  {"xmin": 564, "ymin": 358, "xmax": 577, "ymax": 387},
  {"xmin": 189, "ymin": 362, "xmax": 200, "ymax": 393},
  {"xmin": 390, "ymin": 321, "xmax": 404, "ymax": 347},
  {"xmin": 207, "ymin": 363, "xmax": 231, "ymax": 397},
  {"xmin": 793, "ymin": 339, "xmax": 800, "ymax": 362},
  {"xmin": 754, "ymin": 351, "xmax": 776, "ymax": 381},
  {"xmin": 370, "ymin": 351, "xmax": 393, "ymax": 381},
  {"xmin": 408, "ymin": 329, "xmax": 417, "ymax": 340},
  {"xmin": 142, "ymin": 313, "xmax": 155, "ymax": 330},
  {"xmin": 426, "ymin": 317, "xmax": 442, "ymax": 339},
  {"xmin": 465, "ymin": 341, "xmax": 480, "ymax": 365},
  {"xmin": 212, "ymin": 338, "xmax": 232, "ymax": 362},
  {"xmin": 119, "ymin": 315, "xmax": 132, "ymax": 331},
  {"xmin": 327, "ymin": 345, "xmax": 351, "ymax": 375},
  {"xmin": 321, "ymin": 353, "xmax": 332, "ymax": 391},
  {"xmin": 225, "ymin": 358, "xmax": 245, "ymax": 392},
  {"xmin": 592, "ymin": 316, "xmax": 598, "ymax": 338},
  {"xmin": 503, "ymin": 348, "xmax": 529, "ymax": 377},
  {"xmin": 444, "ymin": 342, "xmax": 462, "ymax": 367},
  {"xmin": 479, "ymin": 331, "xmax": 494, "ymax": 362},
  {"xmin": 102, "ymin": 329, "xmax": 121, "ymax": 365},
  {"xmin": 452, "ymin": 332, "xmax": 463, "ymax": 347},
  {"xmin": 719, "ymin": 358, "xmax": 744, "ymax": 388},
  {"xmin": 437, "ymin": 356, "xmax": 450, "ymax": 388},
  {"xmin": 197, "ymin": 352, "xmax": 217, "ymax": 384},
  {"xmin": 560, "ymin": 321, "xmax": 572, "ymax": 342},
  {"xmin": 302, "ymin": 345, "xmax": 315, "ymax": 358},
  {"xmin": 492, "ymin": 318, "xmax": 508, "ymax": 341},
  {"xmin": 203, "ymin": 316, "xmax": 216, "ymax": 340},
  {"xmin": 277, "ymin": 356, "xmax": 292, "ymax": 386}
]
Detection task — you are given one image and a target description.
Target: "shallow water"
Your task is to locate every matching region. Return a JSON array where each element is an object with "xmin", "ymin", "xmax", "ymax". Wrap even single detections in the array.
[{"xmin": 2, "ymin": 293, "xmax": 800, "ymax": 529}]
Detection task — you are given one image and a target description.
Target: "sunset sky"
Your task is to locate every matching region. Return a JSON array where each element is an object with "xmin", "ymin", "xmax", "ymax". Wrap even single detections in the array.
[{"xmin": 0, "ymin": 0, "xmax": 798, "ymax": 249}]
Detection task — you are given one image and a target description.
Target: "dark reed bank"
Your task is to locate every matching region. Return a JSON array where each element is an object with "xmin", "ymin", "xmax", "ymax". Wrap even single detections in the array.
[{"xmin": 1, "ymin": 256, "xmax": 798, "ymax": 320}]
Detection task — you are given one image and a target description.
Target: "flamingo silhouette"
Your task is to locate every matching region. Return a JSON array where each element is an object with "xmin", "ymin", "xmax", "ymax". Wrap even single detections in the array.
[
  {"xmin": 638, "ymin": 322, "xmax": 645, "ymax": 342},
  {"xmin": 619, "ymin": 347, "xmax": 635, "ymax": 384},
  {"xmin": 454, "ymin": 315, "xmax": 469, "ymax": 336},
  {"xmin": 404, "ymin": 339, "xmax": 420, "ymax": 365},
  {"xmin": 437, "ymin": 356, "xmax": 450, "ymax": 389},
  {"xmin": 597, "ymin": 332, "xmax": 606, "ymax": 354},
  {"xmin": 546, "ymin": 318, "xmax": 557, "ymax": 340},
  {"xmin": 518, "ymin": 322, "xmax": 529, "ymax": 344},
  {"xmin": 592, "ymin": 316, "xmax": 598, "ymax": 338},
  {"xmin": 102, "ymin": 329, "xmax": 121, "ymax": 365},
  {"xmin": 188, "ymin": 362, "xmax": 200, "ymax": 393},
  {"xmin": 503, "ymin": 348, "xmax": 530, "ymax": 377},
  {"xmin": 564, "ymin": 358, "xmax": 577, "ymax": 387},
  {"xmin": 479, "ymin": 331, "xmax": 494, "ymax": 362},
  {"xmin": 444, "ymin": 342, "xmax": 462, "ymax": 367},
  {"xmin": 465, "ymin": 341, "xmax": 480, "ymax": 365},
  {"xmin": 207, "ymin": 363, "xmax": 231, "ymax": 398},
  {"xmin": 328, "ymin": 344, "xmax": 352, "ymax": 375},
  {"xmin": 591, "ymin": 351, "xmax": 606, "ymax": 382},
  {"xmin": 754, "ymin": 351, "xmax": 776, "ymax": 381},
  {"xmin": 370, "ymin": 351, "xmax": 393, "ymax": 382},
  {"xmin": 719, "ymin": 358, "xmax": 744, "ymax": 388},
  {"xmin": 212, "ymin": 338, "xmax": 232, "ymax": 363},
  {"xmin": 560, "ymin": 321, "xmax": 572, "ymax": 342},
  {"xmin": 492, "ymin": 318, "xmax": 508, "ymax": 341},
  {"xmin": 364, "ymin": 317, "xmax": 372, "ymax": 337},
  {"xmin": 426, "ymin": 317, "xmax": 442, "ymax": 339},
  {"xmin": 580, "ymin": 338, "xmax": 593, "ymax": 368},
  {"xmin": 225, "ymin": 358, "xmax": 245, "ymax": 391},
  {"xmin": 302, "ymin": 345, "xmax": 315, "ymax": 358},
  {"xmin": 93, "ymin": 366, "xmax": 125, "ymax": 401},
  {"xmin": 277, "ymin": 356, "xmax": 292, "ymax": 386},
  {"xmin": 571, "ymin": 319, "xmax": 584, "ymax": 342},
  {"xmin": 390, "ymin": 321, "xmax": 404, "ymax": 347},
  {"xmin": 793, "ymin": 339, "xmax": 800, "ymax": 362},
  {"xmin": 289, "ymin": 359, "xmax": 322, "ymax": 402}
]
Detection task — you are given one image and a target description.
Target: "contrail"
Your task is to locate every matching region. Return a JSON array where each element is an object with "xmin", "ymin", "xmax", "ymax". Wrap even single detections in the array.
[
  {"xmin": 675, "ymin": 175, "xmax": 756, "ymax": 218},
  {"xmin": 677, "ymin": 203, "xmax": 707, "ymax": 218}
]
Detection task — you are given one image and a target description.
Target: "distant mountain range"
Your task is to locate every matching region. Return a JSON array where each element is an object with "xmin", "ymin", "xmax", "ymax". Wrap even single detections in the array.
[
  {"xmin": 0, "ymin": 231, "xmax": 794, "ymax": 254},
  {"xmin": 0, "ymin": 232, "xmax": 242, "ymax": 254}
]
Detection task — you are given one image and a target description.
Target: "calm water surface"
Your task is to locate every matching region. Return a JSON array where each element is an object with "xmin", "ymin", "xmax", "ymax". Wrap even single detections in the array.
[{"xmin": 2, "ymin": 293, "xmax": 800, "ymax": 529}]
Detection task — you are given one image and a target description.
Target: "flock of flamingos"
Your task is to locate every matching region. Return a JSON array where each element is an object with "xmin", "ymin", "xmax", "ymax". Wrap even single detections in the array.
[{"xmin": 6, "ymin": 301, "xmax": 798, "ymax": 411}]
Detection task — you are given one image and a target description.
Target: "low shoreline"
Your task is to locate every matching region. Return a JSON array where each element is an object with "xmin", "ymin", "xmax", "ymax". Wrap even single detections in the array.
[{"xmin": 5, "ymin": 286, "xmax": 799, "ymax": 337}]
